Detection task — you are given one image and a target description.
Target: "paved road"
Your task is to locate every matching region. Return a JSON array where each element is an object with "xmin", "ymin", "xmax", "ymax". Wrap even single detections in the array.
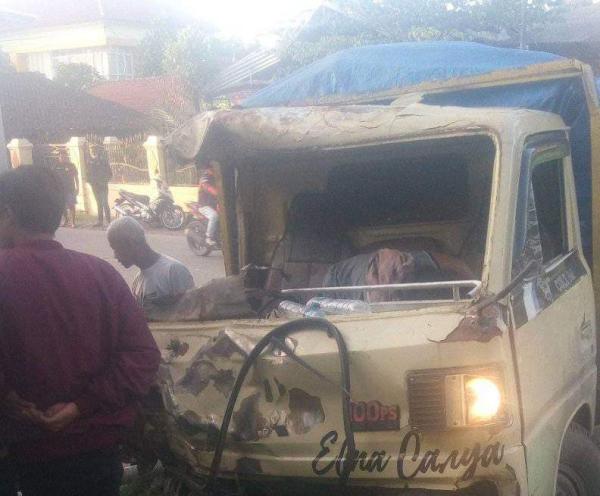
[{"xmin": 55, "ymin": 226, "xmax": 225, "ymax": 287}]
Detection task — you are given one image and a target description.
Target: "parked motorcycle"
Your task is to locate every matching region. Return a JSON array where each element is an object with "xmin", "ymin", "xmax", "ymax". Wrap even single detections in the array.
[
  {"xmin": 185, "ymin": 201, "xmax": 220, "ymax": 256},
  {"xmin": 114, "ymin": 179, "xmax": 186, "ymax": 230}
]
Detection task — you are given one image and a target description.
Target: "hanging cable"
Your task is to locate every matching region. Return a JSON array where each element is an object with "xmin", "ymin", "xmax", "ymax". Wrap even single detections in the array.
[{"xmin": 206, "ymin": 318, "xmax": 355, "ymax": 493}]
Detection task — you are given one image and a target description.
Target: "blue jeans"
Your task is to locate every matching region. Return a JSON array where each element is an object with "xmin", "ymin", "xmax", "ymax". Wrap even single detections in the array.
[{"xmin": 199, "ymin": 206, "xmax": 219, "ymax": 240}]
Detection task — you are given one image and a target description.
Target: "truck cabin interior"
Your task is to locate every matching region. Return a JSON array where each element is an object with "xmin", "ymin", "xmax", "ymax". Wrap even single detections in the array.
[{"xmin": 236, "ymin": 133, "xmax": 496, "ymax": 307}]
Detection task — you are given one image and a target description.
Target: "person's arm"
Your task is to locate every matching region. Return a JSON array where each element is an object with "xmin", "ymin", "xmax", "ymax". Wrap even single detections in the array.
[
  {"xmin": 431, "ymin": 251, "xmax": 476, "ymax": 280},
  {"xmin": 72, "ymin": 166, "xmax": 79, "ymax": 195},
  {"xmin": 204, "ymin": 183, "xmax": 218, "ymax": 197},
  {"xmin": 72, "ymin": 270, "xmax": 160, "ymax": 417},
  {"xmin": 0, "ymin": 308, "xmax": 41, "ymax": 424},
  {"xmin": 200, "ymin": 181, "xmax": 218, "ymax": 197},
  {"xmin": 169, "ymin": 263, "xmax": 195, "ymax": 296}
]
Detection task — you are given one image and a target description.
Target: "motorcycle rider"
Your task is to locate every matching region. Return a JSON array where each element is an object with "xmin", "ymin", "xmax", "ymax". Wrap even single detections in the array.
[{"xmin": 197, "ymin": 164, "xmax": 219, "ymax": 246}]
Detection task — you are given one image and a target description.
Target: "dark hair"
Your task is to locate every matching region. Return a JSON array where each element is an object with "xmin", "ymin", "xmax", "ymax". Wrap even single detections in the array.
[{"xmin": 0, "ymin": 165, "xmax": 65, "ymax": 234}]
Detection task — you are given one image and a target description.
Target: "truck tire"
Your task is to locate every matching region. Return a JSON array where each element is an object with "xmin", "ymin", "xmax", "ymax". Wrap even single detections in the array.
[{"xmin": 556, "ymin": 423, "xmax": 600, "ymax": 495}]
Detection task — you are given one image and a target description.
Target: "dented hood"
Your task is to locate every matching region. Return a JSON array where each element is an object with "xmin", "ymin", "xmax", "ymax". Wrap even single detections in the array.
[
  {"xmin": 168, "ymin": 103, "xmax": 542, "ymax": 163},
  {"xmin": 149, "ymin": 304, "xmax": 508, "ymax": 481}
]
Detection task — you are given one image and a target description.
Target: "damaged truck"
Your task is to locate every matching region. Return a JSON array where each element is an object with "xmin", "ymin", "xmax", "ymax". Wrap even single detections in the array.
[{"xmin": 143, "ymin": 42, "xmax": 600, "ymax": 495}]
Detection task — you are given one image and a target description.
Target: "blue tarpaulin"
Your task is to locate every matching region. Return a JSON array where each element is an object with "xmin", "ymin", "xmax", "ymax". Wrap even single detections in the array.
[
  {"xmin": 244, "ymin": 42, "xmax": 593, "ymax": 260},
  {"xmin": 424, "ymin": 77, "xmax": 592, "ymax": 259},
  {"xmin": 243, "ymin": 42, "xmax": 563, "ymax": 108}
]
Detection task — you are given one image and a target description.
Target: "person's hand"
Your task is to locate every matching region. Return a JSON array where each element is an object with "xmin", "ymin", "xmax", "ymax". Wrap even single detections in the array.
[
  {"xmin": 1, "ymin": 391, "xmax": 43, "ymax": 423},
  {"xmin": 40, "ymin": 402, "xmax": 81, "ymax": 432}
]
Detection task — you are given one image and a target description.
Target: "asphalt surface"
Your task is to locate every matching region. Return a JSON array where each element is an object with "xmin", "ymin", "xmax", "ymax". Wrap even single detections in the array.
[{"xmin": 55, "ymin": 225, "xmax": 225, "ymax": 287}]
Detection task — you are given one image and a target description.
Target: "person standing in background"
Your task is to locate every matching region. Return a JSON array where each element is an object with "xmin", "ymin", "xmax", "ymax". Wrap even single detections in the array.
[
  {"xmin": 87, "ymin": 145, "xmax": 112, "ymax": 227},
  {"xmin": 54, "ymin": 149, "xmax": 78, "ymax": 228},
  {"xmin": 0, "ymin": 166, "xmax": 160, "ymax": 496}
]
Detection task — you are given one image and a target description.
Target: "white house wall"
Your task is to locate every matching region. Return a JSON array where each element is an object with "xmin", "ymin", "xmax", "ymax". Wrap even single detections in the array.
[
  {"xmin": 0, "ymin": 23, "xmax": 108, "ymax": 54},
  {"xmin": 0, "ymin": 21, "xmax": 147, "ymax": 80}
]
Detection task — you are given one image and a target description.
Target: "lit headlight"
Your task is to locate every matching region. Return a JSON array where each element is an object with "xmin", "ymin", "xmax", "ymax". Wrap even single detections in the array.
[
  {"xmin": 465, "ymin": 377, "xmax": 502, "ymax": 423},
  {"xmin": 407, "ymin": 367, "xmax": 508, "ymax": 430},
  {"xmin": 443, "ymin": 370, "xmax": 506, "ymax": 428}
]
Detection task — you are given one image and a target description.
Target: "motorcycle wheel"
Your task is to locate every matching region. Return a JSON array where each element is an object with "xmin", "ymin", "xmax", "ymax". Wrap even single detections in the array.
[
  {"xmin": 160, "ymin": 205, "xmax": 186, "ymax": 230},
  {"xmin": 186, "ymin": 220, "xmax": 212, "ymax": 256},
  {"xmin": 114, "ymin": 203, "xmax": 135, "ymax": 219}
]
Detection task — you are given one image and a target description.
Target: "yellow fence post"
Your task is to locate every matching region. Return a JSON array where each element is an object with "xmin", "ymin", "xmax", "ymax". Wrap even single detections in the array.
[
  {"xmin": 143, "ymin": 135, "xmax": 167, "ymax": 185},
  {"xmin": 6, "ymin": 138, "xmax": 33, "ymax": 168},
  {"xmin": 67, "ymin": 137, "xmax": 92, "ymax": 213}
]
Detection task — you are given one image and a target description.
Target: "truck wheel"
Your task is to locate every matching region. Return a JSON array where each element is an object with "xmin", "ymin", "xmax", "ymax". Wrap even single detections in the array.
[{"xmin": 556, "ymin": 423, "xmax": 600, "ymax": 495}]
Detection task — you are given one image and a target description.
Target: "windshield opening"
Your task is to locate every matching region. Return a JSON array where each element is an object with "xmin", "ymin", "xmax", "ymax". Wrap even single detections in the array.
[{"xmin": 246, "ymin": 134, "xmax": 495, "ymax": 314}]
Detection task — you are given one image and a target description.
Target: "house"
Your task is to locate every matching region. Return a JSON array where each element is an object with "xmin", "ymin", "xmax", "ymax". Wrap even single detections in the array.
[
  {"xmin": 88, "ymin": 76, "xmax": 195, "ymax": 116},
  {"xmin": 0, "ymin": 71, "xmax": 150, "ymax": 142},
  {"xmin": 0, "ymin": 0, "xmax": 173, "ymax": 80},
  {"xmin": 206, "ymin": 49, "xmax": 279, "ymax": 102}
]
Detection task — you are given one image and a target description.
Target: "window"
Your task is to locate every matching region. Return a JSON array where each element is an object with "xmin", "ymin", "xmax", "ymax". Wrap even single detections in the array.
[
  {"xmin": 531, "ymin": 160, "xmax": 568, "ymax": 263},
  {"xmin": 51, "ymin": 49, "xmax": 107, "ymax": 79},
  {"xmin": 513, "ymin": 136, "xmax": 570, "ymax": 276},
  {"xmin": 108, "ymin": 49, "xmax": 134, "ymax": 80},
  {"xmin": 27, "ymin": 52, "xmax": 53, "ymax": 78}
]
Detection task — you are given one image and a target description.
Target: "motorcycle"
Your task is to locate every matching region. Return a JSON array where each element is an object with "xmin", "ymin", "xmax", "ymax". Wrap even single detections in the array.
[
  {"xmin": 185, "ymin": 201, "xmax": 221, "ymax": 256},
  {"xmin": 113, "ymin": 179, "xmax": 186, "ymax": 230}
]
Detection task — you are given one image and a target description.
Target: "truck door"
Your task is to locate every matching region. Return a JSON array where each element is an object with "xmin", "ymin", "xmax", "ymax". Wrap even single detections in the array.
[{"xmin": 508, "ymin": 132, "xmax": 596, "ymax": 494}]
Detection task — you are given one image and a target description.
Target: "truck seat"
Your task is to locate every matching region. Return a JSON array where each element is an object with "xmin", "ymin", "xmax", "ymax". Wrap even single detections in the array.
[
  {"xmin": 360, "ymin": 237, "xmax": 475, "ymax": 281},
  {"xmin": 266, "ymin": 193, "xmax": 354, "ymax": 297}
]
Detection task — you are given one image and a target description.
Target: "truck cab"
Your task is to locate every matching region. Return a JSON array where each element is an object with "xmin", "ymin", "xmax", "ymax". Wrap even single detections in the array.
[{"xmin": 149, "ymin": 100, "xmax": 598, "ymax": 495}]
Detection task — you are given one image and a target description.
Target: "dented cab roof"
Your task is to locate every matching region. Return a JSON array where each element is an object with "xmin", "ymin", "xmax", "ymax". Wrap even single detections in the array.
[{"xmin": 169, "ymin": 103, "xmax": 567, "ymax": 163}]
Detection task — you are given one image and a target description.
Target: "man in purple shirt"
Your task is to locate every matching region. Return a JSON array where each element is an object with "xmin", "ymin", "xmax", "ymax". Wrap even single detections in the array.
[{"xmin": 0, "ymin": 166, "xmax": 160, "ymax": 495}]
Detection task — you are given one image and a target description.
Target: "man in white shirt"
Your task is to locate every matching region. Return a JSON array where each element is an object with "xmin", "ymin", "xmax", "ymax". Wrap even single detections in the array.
[{"xmin": 107, "ymin": 217, "xmax": 194, "ymax": 309}]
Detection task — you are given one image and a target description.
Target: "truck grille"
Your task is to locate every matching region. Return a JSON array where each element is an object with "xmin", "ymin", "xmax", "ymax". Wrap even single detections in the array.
[{"xmin": 407, "ymin": 371, "xmax": 447, "ymax": 429}]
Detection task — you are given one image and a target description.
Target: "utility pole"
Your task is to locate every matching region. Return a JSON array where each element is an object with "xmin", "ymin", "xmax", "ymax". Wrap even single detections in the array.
[{"xmin": 0, "ymin": 105, "xmax": 8, "ymax": 171}]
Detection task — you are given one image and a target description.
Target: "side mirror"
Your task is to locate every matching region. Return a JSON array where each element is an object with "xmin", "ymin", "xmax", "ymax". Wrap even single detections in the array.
[{"xmin": 471, "ymin": 260, "xmax": 539, "ymax": 313}]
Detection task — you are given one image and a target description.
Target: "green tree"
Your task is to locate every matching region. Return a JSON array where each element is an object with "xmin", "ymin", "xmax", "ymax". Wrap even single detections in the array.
[
  {"xmin": 162, "ymin": 26, "xmax": 241, "ymax": 109},
  {"xmin": 138, "ymin": 20, "xmax": 249, "ymax": 110},
  {"xmin": 54, "ymin": 63, "xmax": 104, "ymax": 90},
  {"xmin": 137, "ymin": 17, "xmax": 181, "ymax": 77},
  {"xmin": 278, "ymin": 0, "xmax": 565, "ymax": 75},
  {"xmin": 455, "ymin": 0, "xmax": 565, "ymax": 47},
  {"xmin": 331, "ymin": 0, "xmax": 564, "ymax": 43}
]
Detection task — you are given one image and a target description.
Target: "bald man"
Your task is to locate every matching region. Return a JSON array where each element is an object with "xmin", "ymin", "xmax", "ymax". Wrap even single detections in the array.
[{"xmin": 107, "ymin": 217, "xmax": 194, "ymax": 308}]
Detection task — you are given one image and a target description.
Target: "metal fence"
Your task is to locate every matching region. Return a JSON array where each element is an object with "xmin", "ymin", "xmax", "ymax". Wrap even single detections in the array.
[
  {"xmin": 103, "ymin": 136, "xmax": 149, "ymax": 184},
  {"xmin": 32, "ymin": 143, "xmax": 66, "ymax": 169}
]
